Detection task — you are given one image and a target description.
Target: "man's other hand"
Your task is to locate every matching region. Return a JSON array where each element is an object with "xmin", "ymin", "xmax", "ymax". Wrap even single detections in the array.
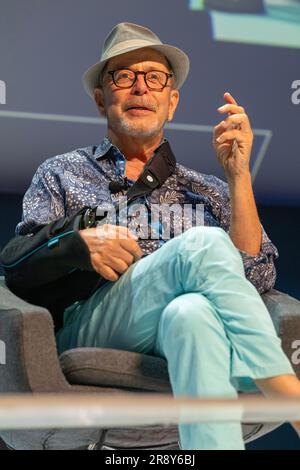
[
  {"xmin": 79, "ymin": 224, "xmax": 143, "ymax": 281},
  {"xmin": 213, "ymin": 92, "xmax": 253, "ymax": 181}
]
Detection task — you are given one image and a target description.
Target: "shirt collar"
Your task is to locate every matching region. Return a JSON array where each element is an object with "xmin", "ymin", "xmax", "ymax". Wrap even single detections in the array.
[
  {"xmin": 94, "ymin": 136, "xmax": 118, "ymax": 160},
  {"xmin": 94, "ymin": 136, "xmax": 169, "ymax": 161}
]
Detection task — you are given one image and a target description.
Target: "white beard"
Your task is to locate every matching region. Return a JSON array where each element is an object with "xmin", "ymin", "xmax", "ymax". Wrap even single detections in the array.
[{"xmin": 113, "ymin": 115, "xmax": 164, "ymax": 138}]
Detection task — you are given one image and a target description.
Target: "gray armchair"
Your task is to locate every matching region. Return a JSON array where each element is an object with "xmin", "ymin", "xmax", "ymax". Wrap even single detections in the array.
[{"xmin": 0, "ymin": 275, "xmax": 300, "ymax": 450}]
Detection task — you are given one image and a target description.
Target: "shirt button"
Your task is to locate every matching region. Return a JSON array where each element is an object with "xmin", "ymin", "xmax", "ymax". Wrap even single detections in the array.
[{"xmin": 147, "ymin": 175, "xmax": 154, "ymax": 183}]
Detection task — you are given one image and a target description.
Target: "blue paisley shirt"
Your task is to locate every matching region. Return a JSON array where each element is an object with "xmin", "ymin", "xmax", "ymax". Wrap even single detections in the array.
[{"xmin": 16, "ymin": 137, "xmax": 279, "ymax": 294}]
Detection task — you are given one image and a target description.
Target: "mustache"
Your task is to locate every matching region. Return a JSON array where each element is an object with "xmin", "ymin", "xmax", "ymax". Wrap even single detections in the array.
[{"xmin": 124, "ymin": 101, "xmax": 156, "ymax": 112}]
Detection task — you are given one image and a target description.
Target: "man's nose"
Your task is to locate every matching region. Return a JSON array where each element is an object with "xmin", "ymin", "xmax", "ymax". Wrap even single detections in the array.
[{"xmin": 131, "ymin": 74, "xmax": 148, "ymax": 95}]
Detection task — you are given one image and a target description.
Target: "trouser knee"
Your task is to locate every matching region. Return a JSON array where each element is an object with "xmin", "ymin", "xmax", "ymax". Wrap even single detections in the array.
[
  {"xmin": 158, "ymin": 293, "xmax": 224, "ymax": 344},
  {"xmin": 180, "ymin": 226, "xmax": 233, "ymax": 250},
  {"xmin": 178, "ymin": 226, "xmax": 244, "ymax": 271}
]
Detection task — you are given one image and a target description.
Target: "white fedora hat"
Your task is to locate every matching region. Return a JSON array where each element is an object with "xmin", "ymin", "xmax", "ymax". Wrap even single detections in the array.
[{"xmin": 82, "ymin": 22, "xmax": 190, "ymax": 98}]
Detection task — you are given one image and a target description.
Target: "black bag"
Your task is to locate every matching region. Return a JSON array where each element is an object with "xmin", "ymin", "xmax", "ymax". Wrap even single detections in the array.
[
  {"xmin": 0, "ymin": 207, "xmax": 103, "ymax": 330},
  {"xmin": 0, "ymin": 141, "xmax": 176, "ymax": 331}
]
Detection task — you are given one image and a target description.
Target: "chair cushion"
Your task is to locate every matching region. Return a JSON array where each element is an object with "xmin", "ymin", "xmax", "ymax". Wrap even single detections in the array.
[{"xmin": 59, "ymin": 348, "xmax": 172, "ymax": 393}]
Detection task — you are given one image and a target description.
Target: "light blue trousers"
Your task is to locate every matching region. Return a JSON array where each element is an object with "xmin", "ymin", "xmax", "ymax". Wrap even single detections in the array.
[{"xmin": 56, "ymin": 227, "xmax": 295, "ymax": 450}]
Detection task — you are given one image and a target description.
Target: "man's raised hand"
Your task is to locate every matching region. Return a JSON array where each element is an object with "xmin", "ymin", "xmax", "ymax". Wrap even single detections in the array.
[{"xmin": 213, "ymin": 92, "xmax": 253, "ymax": 181}]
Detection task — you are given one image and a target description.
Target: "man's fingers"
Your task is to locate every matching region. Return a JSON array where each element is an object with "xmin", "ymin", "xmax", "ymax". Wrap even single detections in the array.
[
  {"xmin": 217, "ymin": 104, "xmax": 245, "ymax": 115},
  {"xmin": 119, "ymin": 238, "xmax": 143, "ymax": 260},
  {"xmin": 93, "ymin": 255, "xmax": 130, "ymax": 280},
  {"xmin": 89, "ymin": 253, "xmax": 120, "ymax": 281},
  {"xmin": 107, "ymin": 256, "xmax": 131, "ymax": 275},
  {"xmin": 99, "ymin": 264, "xmax": 120, "ymax": 282},
  {"xmin": 214, "ymin": 120, "xmax": 229, "ymax": 138},
  {"xmin": 224, "ymin": 113, "xmax": 247, "ymax": 124},
  {"xmin": 115, "ymin": 246, "xmax": 135, "ymax": 266},
  {"xmin": 214, "ymin": 116, "xmax": 245, "ymax": 141},
  {"xmin": 214, "ymin": 114, "xmax": 248, "ymax": 136},
  {"xmin": 216, "ymin": 130, "xmax": 244, "ymax": 144},
  {"xmin": 224, "ymin": 92, "xmax": 238, "ymax": 105}
]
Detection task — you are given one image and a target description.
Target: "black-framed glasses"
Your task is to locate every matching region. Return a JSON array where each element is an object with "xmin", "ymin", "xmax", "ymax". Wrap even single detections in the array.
[{"xmin": 107, "ymin": 68, "xmax": 173, "ymax": 90}]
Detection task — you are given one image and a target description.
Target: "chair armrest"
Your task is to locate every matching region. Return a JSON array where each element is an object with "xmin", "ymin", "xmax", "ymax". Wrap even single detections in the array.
[
  {"xmin": 261, "ymin": 288, "xmax": 300, "ymax": 378},
  {"xmin": 0, "ymin": 277, "xmax": 70, "ymax": 392}
]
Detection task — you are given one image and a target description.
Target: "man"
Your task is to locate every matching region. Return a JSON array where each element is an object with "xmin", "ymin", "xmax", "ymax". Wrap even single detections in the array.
[{"xmin": 14, "ymin": 23, "xmax": 300, "ymax": 450}]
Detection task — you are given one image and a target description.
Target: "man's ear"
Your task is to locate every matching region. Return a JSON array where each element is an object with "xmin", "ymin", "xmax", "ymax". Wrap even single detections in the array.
[
  {"xmin": 167, "ymin": 89, "xmax": 179, "ymax": 122},
  {"xmin": 94, "ymin": 88, "xmax": 106, "ymax": 117}
]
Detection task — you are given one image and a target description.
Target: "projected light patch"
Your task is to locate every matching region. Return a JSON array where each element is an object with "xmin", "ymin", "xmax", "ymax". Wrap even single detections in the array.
[
  {"xmin": 189, "ymin": 0, "xmax": 205, "ymax": 10},
  {"xmin": 189, "ymin": 0, "xmax": 300, "ymax": 49}
]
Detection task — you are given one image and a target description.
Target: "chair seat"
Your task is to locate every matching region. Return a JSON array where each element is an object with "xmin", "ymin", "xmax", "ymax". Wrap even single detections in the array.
[
  {"xmin": 59, "ymin": 348, "xmax": 172, "ymax": 393},
  {"xmin": 59, "ymin": 347, "xmax": 282, "ymax": 447}
]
